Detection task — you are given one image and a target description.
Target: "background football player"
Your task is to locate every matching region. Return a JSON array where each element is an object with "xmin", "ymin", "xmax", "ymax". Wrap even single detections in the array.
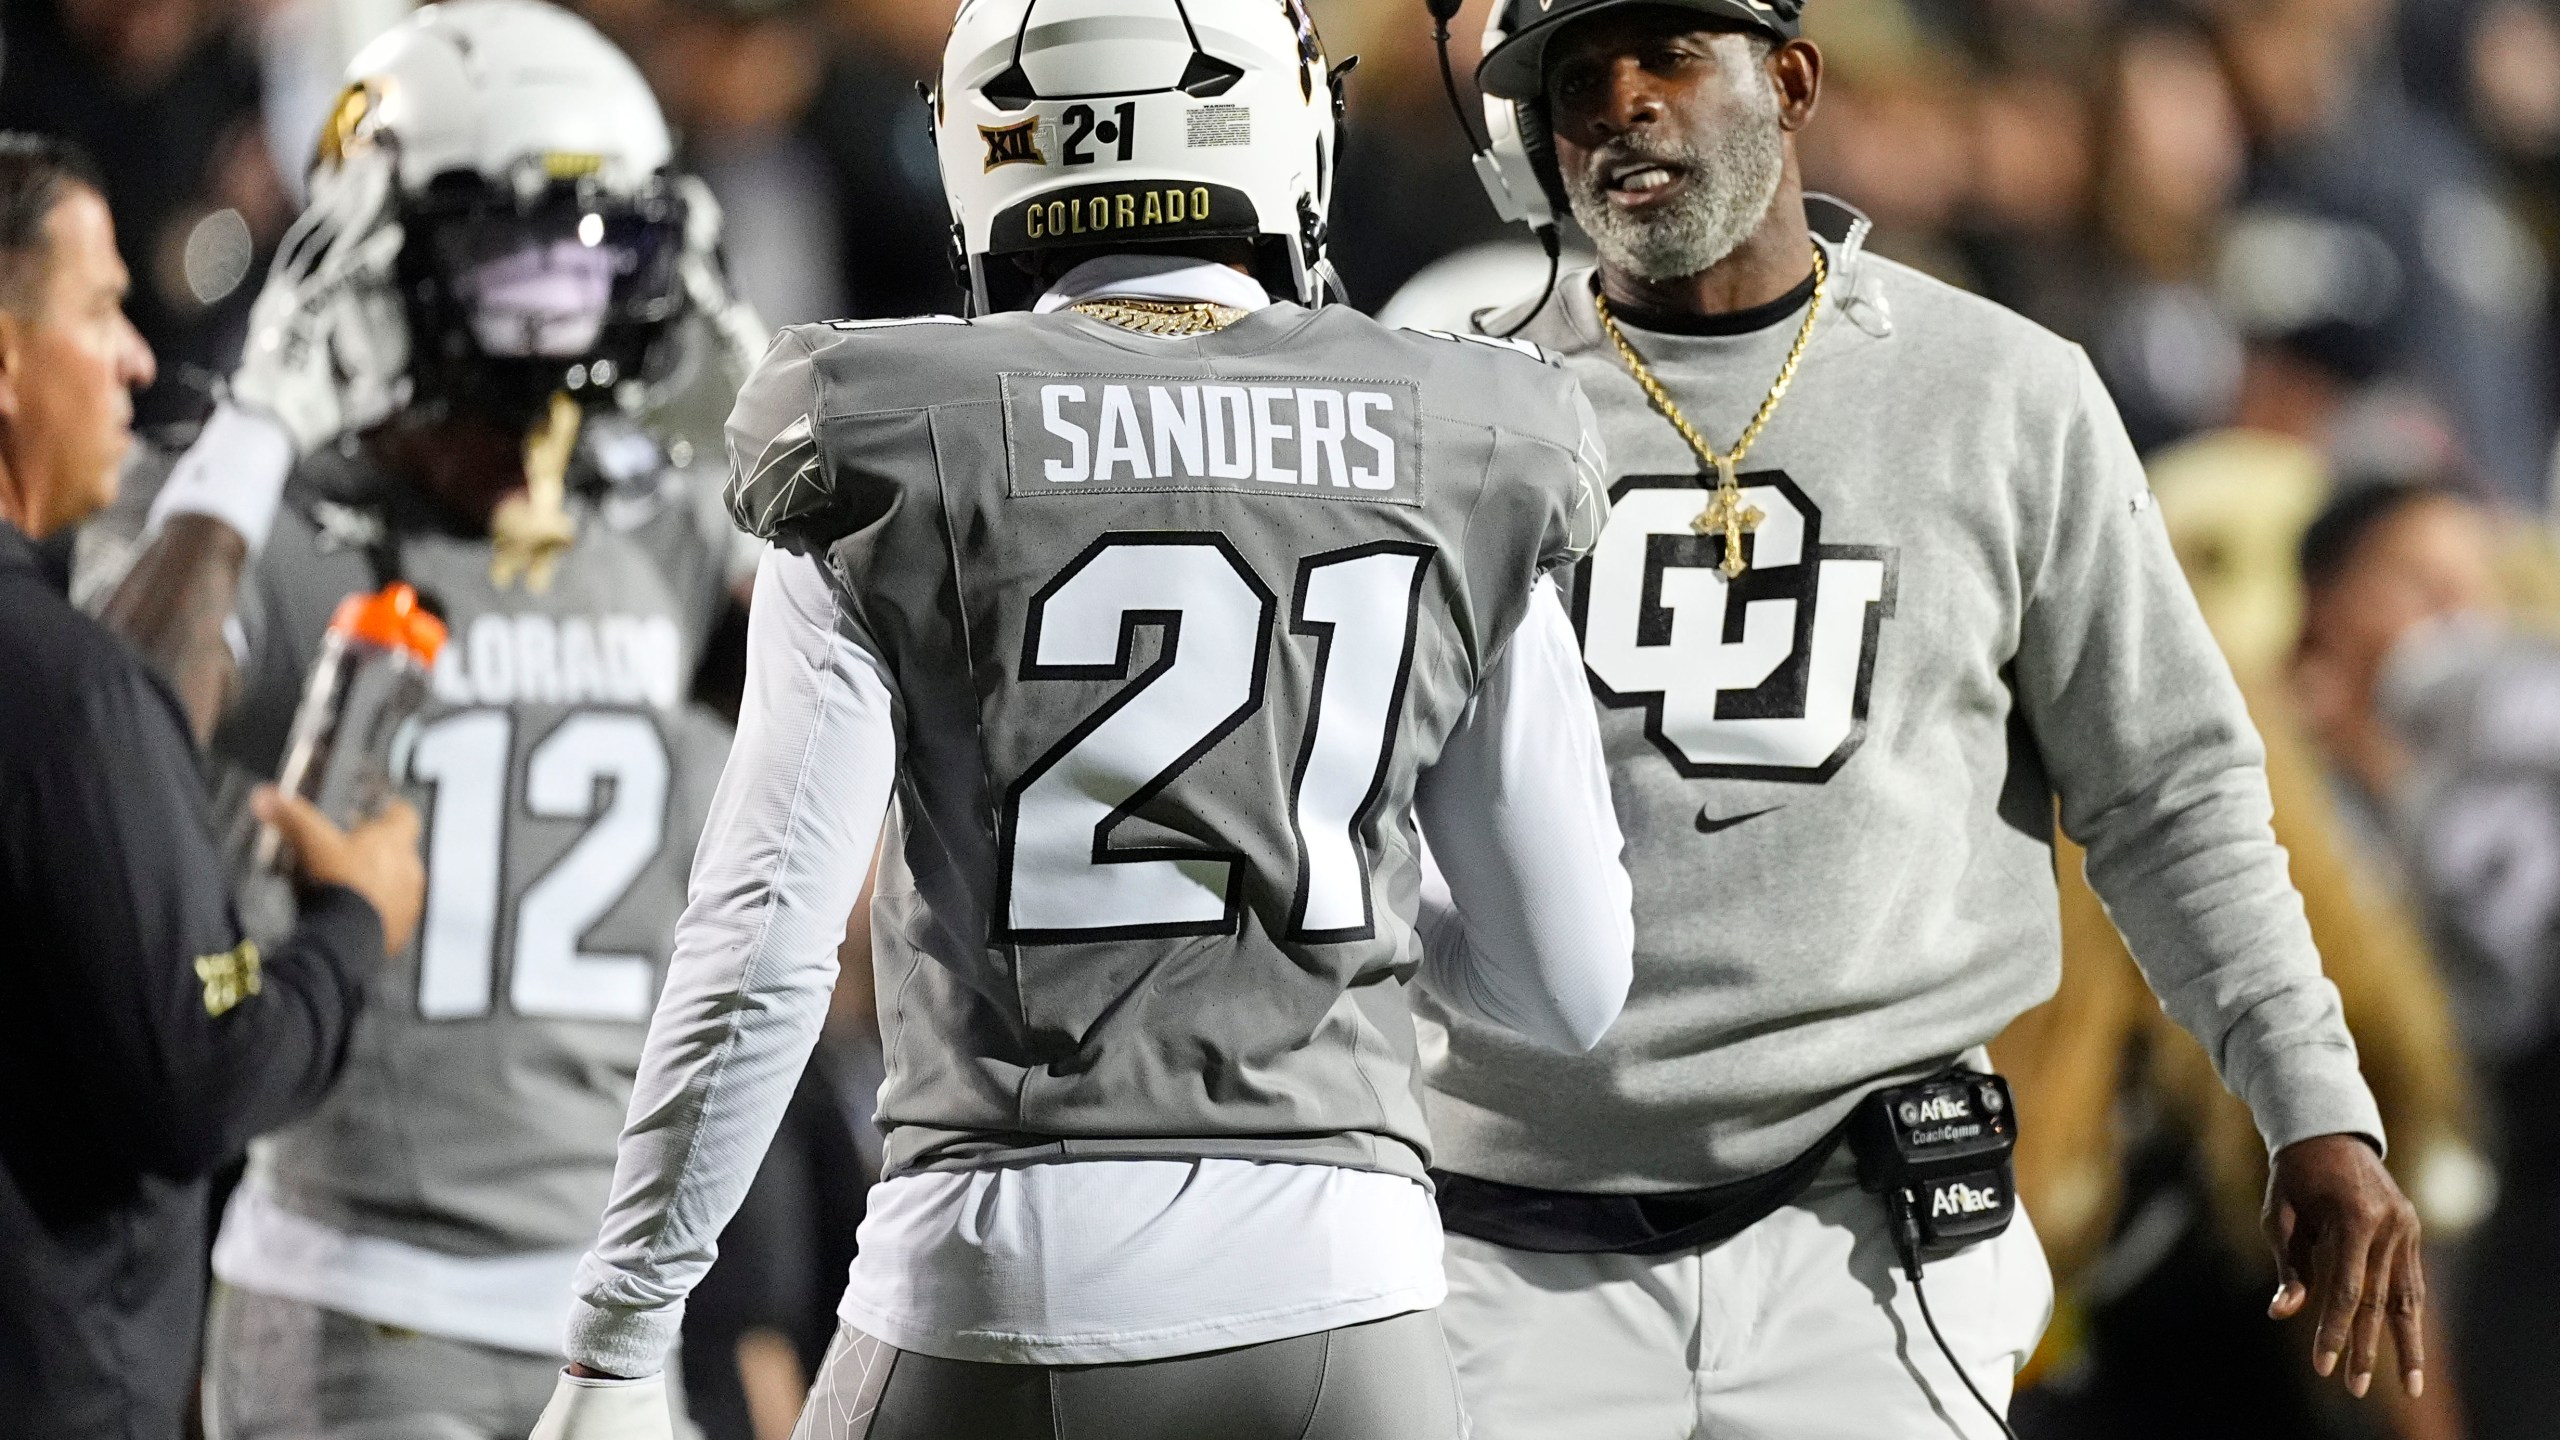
[
  {"xmin": 528, "ymin": 1, "xmax": 1635, "ymax": 1436},
  {"xmin": 89, "ymin": 3, "xmax": 759, "ymax": 1435},
  {"xmin": 1411, "ymin": 0, "xmax": 2426, "ymax": 1435}
]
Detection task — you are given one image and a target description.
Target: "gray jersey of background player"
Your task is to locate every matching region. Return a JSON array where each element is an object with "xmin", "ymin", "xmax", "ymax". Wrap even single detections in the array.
[
  {"xmin": 565, "ymin": 299, "xmax": 1614, "ymax": 1378},
  {"xmin": 250, "ymin": 439, "xmax": 733, "ymax": 1254},
  {"xmin": 87, "ymin": 417, "xmax": 738, "ymax": 1255}
]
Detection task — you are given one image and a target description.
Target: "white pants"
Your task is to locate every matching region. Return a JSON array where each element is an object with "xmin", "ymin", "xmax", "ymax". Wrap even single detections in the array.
[{"xmin": 1439, "ymin": 1176, "xmax": 2053, "ymax": 1440}]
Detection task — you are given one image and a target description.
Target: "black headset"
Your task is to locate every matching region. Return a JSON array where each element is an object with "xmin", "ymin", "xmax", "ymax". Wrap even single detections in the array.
[{"xmin": 1424, "ymin": 0, "xmax": 1563, "ymax": 338}]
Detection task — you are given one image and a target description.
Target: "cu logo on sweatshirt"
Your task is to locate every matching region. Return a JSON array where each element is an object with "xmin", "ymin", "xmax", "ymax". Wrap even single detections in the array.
[{"xmin": 1572, "ymin": 473, "xmax": 1896, "ymax": 781}]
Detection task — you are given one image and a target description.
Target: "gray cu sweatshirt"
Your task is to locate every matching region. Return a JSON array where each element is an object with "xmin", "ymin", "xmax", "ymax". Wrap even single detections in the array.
[{"xmin": 1417, "ymin": 226, "xmax": 2385, "ymax": 1193}]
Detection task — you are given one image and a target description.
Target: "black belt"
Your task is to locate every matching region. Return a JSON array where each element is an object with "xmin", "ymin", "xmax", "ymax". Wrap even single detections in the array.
[{"xmin": 1431, "ymin": 1124, "xmax": 1846, "ymax": 1258}]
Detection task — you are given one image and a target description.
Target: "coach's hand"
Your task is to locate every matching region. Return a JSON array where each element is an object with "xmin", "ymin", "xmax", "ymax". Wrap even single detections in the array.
[
  {"xmin": 2265, "ymin": 1133, "xmax": 2425, "ymax": 1400},
  {"xmin": 254, "ymin": 787, "xmax": 424, "ymax": 955}
]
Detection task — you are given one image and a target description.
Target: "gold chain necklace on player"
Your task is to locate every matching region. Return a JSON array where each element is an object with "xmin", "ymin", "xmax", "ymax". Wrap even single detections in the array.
[
  {"xmin": 1593, "ymin": 242, "xmax": 1829, "ymax": 579},
  {"xmin": 1069, "ymin": 296, "xmax": 1249, "ymax": 337},
  {"xmin": 490, "ymin": 390, "xmax": 581, "ymax": 594}
]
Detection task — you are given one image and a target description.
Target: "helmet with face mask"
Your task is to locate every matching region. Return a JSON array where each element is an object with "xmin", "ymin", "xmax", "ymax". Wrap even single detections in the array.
[
  {"xmin": 318, "ymin": 0, "xmax": 691, "ymax": 429},
  {"xmin": 931, "ymin": 0, "xmax": 1348, "ymax": 313}
]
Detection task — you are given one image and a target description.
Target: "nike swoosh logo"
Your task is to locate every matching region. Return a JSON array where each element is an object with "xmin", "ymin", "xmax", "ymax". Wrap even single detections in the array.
[{"xmin": 1695, "ymin": 806, "xmax": 1780, "ymax": 835}]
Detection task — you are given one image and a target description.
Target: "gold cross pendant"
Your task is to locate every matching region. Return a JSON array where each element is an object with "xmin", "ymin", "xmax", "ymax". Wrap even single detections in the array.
[{"xmin": 1693, "ymin": 457, "xmax": 1763, "ymax": 580}]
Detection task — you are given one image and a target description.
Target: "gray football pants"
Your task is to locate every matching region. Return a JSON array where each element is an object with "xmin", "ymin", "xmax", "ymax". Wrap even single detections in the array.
[
  {"xmin": 203, "ymin": 1284, "xmax": 701, "ymax": 1440},
  {"xmin": 790, "ymin": 1310, "xmax": 1465, "ymax": 1440}
]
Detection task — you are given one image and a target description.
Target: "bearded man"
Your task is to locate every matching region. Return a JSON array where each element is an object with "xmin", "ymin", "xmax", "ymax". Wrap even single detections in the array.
[{"xmin": 1414, "ymin": 2, "xmax": 2428, "ymax": 1435}]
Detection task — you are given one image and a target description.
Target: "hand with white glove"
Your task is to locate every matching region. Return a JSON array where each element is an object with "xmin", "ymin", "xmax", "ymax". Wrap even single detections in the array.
[
  {"xmin": 230, "ymin": 147, "xmax": 410, "ymax": 457},
  {"xmin": 528, "ymin": 1369, "xmax": 677, "ymax": 1440}
]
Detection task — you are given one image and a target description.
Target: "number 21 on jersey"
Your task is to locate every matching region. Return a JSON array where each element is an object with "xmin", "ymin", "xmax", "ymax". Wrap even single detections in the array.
[{"xmin": 999, "ymin": 533, "xmax": 1433, "ymax": 945}]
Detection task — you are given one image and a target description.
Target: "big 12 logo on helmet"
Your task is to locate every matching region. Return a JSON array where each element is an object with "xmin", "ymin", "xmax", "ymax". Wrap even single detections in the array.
[{"xmin": 1572, "ymin": 472, "xmax": 1896, "ymax": 782}]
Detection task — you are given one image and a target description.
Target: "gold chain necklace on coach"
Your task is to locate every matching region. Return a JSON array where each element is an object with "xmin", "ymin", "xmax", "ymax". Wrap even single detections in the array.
[
  {"xmin": 1593, "ymin": 243, "xmax": 1829, "ymax": 580},
  {"xmin": 1068, "ymin": 297, "xmax": 1250, "ymax": 337}
]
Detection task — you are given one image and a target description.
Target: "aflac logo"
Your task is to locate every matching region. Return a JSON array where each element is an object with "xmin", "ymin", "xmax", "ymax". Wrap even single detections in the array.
[
  {"xmin": 1932, "ymin": 1181, "xmax": 2002, "ymax": 1219},
  {"xmin": 1898, "ymin": 1093, "xmax": 1972, "ymax": 1127}
]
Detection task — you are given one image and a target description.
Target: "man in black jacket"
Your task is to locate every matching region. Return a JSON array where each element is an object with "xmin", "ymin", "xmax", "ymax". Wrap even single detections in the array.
[{"xmin": 0, "ymin": 133, "xmax": 425, "ymax": 1440}]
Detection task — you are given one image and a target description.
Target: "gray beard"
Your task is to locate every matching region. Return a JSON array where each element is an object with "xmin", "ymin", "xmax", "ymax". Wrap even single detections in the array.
[{"xmin": 1566, "ymin": 93, "xmax": 1787, "ymax": 283}]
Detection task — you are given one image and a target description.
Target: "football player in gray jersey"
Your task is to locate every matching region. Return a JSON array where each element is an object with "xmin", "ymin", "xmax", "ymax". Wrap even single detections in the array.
[
  {"xmin": 89, "ymin": 5, "xmax": 756, "ymax": 1436},
  {"xmin": 531, "ymin": 4, "xmax": 1633, "ymax": 1439}
]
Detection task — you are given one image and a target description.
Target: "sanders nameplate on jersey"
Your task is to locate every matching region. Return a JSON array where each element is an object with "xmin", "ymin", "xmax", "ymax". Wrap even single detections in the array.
[{"xmin": 1004, "ymin": 372, "xmax": 1422, "ymax": 506}]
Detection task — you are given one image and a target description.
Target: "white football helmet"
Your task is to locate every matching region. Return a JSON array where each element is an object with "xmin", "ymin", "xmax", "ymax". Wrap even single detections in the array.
[
  {"xmin": 932, "ymin": 0, "xmax": 1346, "ymax": 312},
  {"xmin": 316, "ymin": 0, "xmax": 694, "ymax": 425}
]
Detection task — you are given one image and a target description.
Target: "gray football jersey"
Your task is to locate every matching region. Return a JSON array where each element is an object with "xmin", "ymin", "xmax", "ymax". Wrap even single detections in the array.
[
  {"xmin": 727, "ymin": 304, "xmax": 1604, "ymax": 1185},
  {"xmin": 218, "ymin": 429, "xmax": 736, "ymax": 1255}
]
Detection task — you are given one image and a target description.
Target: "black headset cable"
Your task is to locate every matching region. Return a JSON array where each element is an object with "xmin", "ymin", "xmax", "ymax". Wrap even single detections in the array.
[{"xmin": 1891, "ymin": 1194, "xmax": 2022, "ymax": 1440}]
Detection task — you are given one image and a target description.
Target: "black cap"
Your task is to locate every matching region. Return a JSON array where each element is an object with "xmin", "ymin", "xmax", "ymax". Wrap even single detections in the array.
[{"xmin": 1477, "ymin": 0, "xmax": 1804, "ymax": 101}]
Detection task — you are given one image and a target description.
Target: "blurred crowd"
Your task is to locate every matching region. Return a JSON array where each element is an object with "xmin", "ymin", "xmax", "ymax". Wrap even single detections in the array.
[{"xmin": 11, "ymin": 0, "xmax": 2560, "ymax": 1437}]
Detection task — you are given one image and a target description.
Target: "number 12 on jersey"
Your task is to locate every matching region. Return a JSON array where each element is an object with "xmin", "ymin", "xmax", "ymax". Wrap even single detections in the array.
[
  {"xmin": 408, "ymin": 710, "xmax": 670, "ymax": 1022},
  {"xmin": 999, "ymin": 534, "xmax": 1434, "ymax": 946}
]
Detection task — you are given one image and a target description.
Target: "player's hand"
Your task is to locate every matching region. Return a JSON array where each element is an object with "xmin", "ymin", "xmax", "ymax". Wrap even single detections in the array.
[
  {"xmin": 529, "ymin": 1369, "xmax": 676, "ymax": 1440},
  {"xmin": 230, "ymin": 147, "xmax": 409, "ymax": 456},
  {"xmin": 2265, "ymin": 1132, "xmax": 2426, "ymax": 1400},
  {"xmin": 253, "ymin": 787, "xmax": 424, "ymax": 955}
]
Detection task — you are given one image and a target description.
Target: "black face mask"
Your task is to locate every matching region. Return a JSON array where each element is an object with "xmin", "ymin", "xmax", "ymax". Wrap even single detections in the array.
[{"xmin": 395, "ymin": 173, "xmax": 689, "ymax": 430}]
